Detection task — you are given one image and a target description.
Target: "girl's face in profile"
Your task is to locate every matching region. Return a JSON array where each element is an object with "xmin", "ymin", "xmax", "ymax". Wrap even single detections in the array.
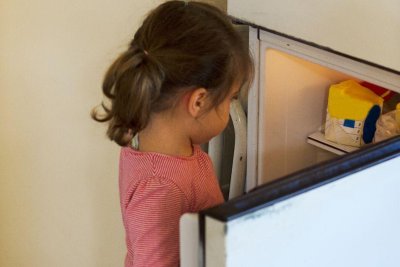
[{"xmin": 197, "ymin": 85, "xmax": 240, "ymax": 143}]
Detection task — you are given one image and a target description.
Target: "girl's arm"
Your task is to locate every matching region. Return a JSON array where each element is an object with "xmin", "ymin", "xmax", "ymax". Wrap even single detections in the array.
[{"xmin": 125, "ymin": 178, "xmax": 189, "ymax": 267}]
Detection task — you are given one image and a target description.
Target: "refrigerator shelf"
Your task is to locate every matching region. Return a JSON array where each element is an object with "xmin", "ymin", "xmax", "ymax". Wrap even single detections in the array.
[{"xmin": 307, "ymin": 131, "xmax": 358, "ymax": 155}]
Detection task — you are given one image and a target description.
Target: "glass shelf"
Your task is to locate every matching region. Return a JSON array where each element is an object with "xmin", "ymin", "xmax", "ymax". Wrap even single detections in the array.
[{"xmin": 307, "ymin": 131, "xmax": 359, "ymax": 155}]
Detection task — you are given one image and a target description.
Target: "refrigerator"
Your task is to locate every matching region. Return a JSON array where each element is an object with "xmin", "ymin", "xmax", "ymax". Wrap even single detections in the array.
[
  {"xmin": 181, "ymin": 2, "xmax": 400, "ymax": 266},
  {"xmin": 202, "ymin": 135, "xmax": 400, "ymax": 267}
]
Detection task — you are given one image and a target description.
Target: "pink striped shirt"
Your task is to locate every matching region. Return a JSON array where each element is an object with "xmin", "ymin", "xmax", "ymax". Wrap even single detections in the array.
[{"xmin": 119, "ymin": 145, "xmax": 224, "ymax": 267}]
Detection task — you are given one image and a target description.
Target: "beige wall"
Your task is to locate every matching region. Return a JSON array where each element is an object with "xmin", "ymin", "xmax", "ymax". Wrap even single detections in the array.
[
  {"xmin": 201, "ymin": 0, "xmax": 227, "ymax": 11},
  {"xmin": 0, "ymin": 1, "xmax": 205, "ymax": 267}
]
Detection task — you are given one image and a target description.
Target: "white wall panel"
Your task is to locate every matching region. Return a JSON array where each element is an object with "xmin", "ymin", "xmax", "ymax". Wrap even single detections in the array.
[{"xmin": 228, "ymin": 0, "xmax": 400, "ymax": 72}]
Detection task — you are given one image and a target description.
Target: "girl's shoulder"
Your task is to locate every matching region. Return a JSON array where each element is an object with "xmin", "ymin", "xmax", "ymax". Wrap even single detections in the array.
[
  {"xmin": 119, "ymin": 145, "xmax": 212, "ymax": 180},
  {"xmin": 119, "ymin": 145, "xmax": 222, "ymax": 210},
  {"xmin": 120, "ymin": 144, "xmax": 205, "ymax": 162}
]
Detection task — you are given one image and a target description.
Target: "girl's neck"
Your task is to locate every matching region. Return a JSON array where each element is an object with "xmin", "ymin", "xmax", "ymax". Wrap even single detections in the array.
[{"xmin": 137, "ymin": 112, "xmax": 194, "ymax": 157}]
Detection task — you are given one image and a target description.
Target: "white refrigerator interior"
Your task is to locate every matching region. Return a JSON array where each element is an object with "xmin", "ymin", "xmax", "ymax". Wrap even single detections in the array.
[
  {"xmin": 205, "ymin": 143, "xmax": 400, "ymax": 267},
  {"xmin": 250, "ymin": 29, "xmax": 400, "ymax": 186}
]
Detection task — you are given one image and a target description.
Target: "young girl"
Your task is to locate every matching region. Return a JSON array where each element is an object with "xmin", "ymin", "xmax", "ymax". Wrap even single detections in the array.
[{"xmin": 92, "ymin": 1, "xmax": 252, "ymax": 266}]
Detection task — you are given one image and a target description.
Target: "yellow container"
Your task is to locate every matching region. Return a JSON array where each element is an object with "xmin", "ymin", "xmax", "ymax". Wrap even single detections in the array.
[
  {"xmin": 397, "ymin": 103, "xmax": 400, "ymax": 126},
  {"xmin": 325, "ymin": 80, "xmax": 383, "ymax": 147},
  {"xmin": 328, "ymin": 80, "xmax": 383, "ymax": 121}
]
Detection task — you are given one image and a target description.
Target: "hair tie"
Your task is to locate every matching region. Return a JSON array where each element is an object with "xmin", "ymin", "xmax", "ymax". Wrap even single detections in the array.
[{"xmin": 143, "ymin": 49, "xmax": 149, "ymax": 56}]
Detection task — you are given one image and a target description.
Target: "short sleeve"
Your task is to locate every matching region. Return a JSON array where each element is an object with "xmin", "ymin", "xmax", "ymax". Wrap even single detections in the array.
[{"xmin": 124, "ymin": 178, "xmax": 189, "ymax": 267}]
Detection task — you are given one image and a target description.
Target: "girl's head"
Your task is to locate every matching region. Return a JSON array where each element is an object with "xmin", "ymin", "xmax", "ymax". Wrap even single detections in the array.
[{"xmin": 92, "ymin": 0, "xmax": 253, "ymax": 146}]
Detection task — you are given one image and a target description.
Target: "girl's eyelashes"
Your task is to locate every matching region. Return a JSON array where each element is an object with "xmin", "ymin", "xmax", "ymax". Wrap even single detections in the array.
[{"xmin": 231, "ymin": 93, "xmax": 239, "ymax": 100}]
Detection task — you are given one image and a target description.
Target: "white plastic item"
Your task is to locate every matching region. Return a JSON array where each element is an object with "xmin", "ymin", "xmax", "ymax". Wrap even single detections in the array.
[
  {"xmin": 208, "ymin": 100, "xmax": 247, "ymax": 199},
  {"xmin": 229, "ymin": 99, "xmax": 247, "ymax": 199},
  {"xmin": 208, "ymin": 133, "xmax": 223, "ymax": 181},
  {"xmin": 374, "ymin": 109, "xmax": 400, "ymax": 143}
]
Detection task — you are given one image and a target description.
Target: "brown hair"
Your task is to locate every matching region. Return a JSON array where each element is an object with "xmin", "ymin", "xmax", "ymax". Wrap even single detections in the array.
[{"xmin": 91, "ymin": 1, "xmax": 253, "ymax": 146}]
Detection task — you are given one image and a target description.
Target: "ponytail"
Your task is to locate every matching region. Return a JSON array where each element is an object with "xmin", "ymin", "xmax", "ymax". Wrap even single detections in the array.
[{"xmin": 91, "ymin": 45, "xmax": 165, "ymax": 146}]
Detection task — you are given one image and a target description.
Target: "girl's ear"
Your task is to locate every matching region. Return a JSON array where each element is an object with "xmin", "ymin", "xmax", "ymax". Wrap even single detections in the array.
[{"xmin": 187, "ymin": 88, "xmax": 209, "ymax": 118}]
